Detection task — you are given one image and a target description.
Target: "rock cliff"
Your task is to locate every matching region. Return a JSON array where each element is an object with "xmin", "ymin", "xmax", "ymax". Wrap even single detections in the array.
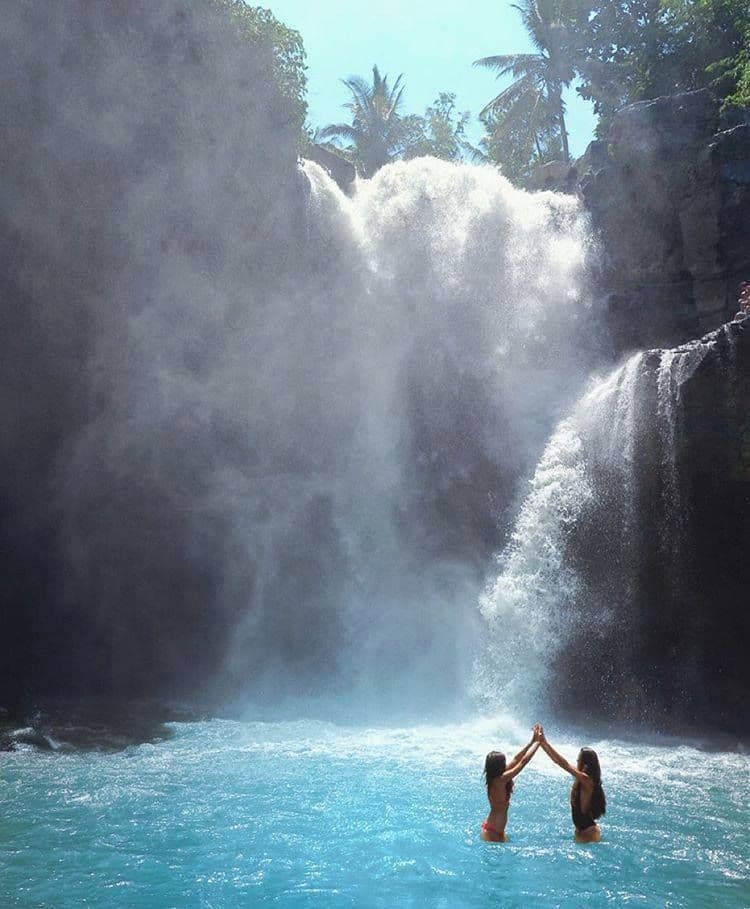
[
  {"xmin": 530, "ymin": 91, "xmax": 750, "ymax": 355},
  {"xmin": 554, "ymin": 319, "xmax": 750, "ymax": 735}
]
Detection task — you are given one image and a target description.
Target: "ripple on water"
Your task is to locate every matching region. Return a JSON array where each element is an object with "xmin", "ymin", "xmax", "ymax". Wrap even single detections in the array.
[{"xmin": 0, "ymin": 720, "xmax": 748, "ymax": 908}]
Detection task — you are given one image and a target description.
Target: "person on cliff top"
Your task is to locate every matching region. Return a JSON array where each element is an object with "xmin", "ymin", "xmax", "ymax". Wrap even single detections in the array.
[
  {"xmin": 481, "ymin": 727, "xmax": 540, "ymax": 842},
  {"xmin": 732, "ymin": 282, "xmax": 750, "ymax": 321}
]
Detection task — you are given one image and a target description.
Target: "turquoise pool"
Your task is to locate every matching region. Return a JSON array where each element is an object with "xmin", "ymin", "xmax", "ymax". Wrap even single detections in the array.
[{"xmin": 1, "ymin": 717, "xmax": 747, "ymax": 907}]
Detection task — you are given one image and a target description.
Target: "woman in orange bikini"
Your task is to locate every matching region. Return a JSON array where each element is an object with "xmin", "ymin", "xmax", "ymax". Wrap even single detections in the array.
[
  {"xmin": 537, "ymin": 726, "xmax": 606, "ymax": 842},
  {"xmin": 481, "ymin": 726, "xmax": 540, "ymax": 842}
]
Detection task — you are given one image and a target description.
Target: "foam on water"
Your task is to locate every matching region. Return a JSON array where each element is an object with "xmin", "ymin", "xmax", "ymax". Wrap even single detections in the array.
[{"xmin": 1, "ymin": 719, "xmax": 747, "ymax": 907}]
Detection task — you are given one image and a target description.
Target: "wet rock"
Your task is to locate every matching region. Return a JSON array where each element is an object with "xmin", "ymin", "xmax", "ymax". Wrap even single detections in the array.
[
  {"xmin": 553, "ymin": 320, "xmax": 750, "ymax": 735},
  {"xmin": 0, "ymin": 701, "xmax": 183, "ymax": 752},
  {"xmin": 530, "ymin": 91, "xmax": 750, "ymax": 354},
  {"xmin": 304, "ymin": 144, "xmax": 356, "ymax": 193}
]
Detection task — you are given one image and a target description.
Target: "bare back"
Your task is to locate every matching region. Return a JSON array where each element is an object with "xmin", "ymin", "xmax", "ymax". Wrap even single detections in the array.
[{"xmin": 482, "ymin": 778, "xmax": 510, "ymax": 842}]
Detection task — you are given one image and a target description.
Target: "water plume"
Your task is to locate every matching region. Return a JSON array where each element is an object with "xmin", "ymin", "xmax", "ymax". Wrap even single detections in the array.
[
  {"xmin": 1, "ymin": 2, "xmax": 603, "ymax": 717},
  {"xmin": 60, "ymin": 157, "xmax": 597, "ymax": 714}
]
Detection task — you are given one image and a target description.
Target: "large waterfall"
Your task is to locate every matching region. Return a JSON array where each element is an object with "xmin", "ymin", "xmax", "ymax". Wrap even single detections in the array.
[
  {"xmin": 4, "ymin": 0, "xmax": 748, "ymax": 742},
  {"xmin": 58, "ymin": 157, "xmax": 599, "ymax": 715}
]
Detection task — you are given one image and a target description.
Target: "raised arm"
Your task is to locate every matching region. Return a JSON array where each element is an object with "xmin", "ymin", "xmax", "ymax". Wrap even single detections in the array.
[
  {"xmin": 502, "ymin": 741, "xmax": 540, "ymax": 782},
  {"xmin": 508, "ymin": 731, "xmax": 537, "ymax": 769},
  {"xmin": 539, "ymin": 732, "xmax": 590, "ymax": 785}
]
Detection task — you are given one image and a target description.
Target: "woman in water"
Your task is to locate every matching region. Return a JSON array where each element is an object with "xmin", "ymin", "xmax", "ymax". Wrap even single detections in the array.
[
  {"xmin": 537, "ymin": 726, "xmax": 606, "ymax": 842},
  {"xmin": 481, "ymin": 727, "xmax": 540, "ymax": 842}
]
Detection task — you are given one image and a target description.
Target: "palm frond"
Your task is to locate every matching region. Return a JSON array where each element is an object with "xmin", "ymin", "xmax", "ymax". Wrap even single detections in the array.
[
  {"xmin": 317, "ymin": 123, "xmax": 361, "ymax": 143},
  {"xmin": 479, "ymin": 72, "xmax": 542, "ymax": 118},
  {"xmin": 342, "ymin": 76, "xmax": 373, "ymax": 115},
  {"xmin": 388, "ymin": 83, "xmax": 406, "ymax": 117},
  {"xmin": 474, "ymin": 52, "xmax": 544, "ymax": 78}
]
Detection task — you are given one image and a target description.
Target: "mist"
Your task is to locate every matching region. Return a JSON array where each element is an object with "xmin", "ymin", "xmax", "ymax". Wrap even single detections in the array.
[{"xmin": 1, "ymin": 0, "xmax": 602, "ymax": 719}]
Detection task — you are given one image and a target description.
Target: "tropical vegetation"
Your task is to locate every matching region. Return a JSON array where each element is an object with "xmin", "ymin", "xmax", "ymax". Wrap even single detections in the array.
[
  {"xmin": 317, "ymin": 68, "xmax": 474, "ymax": 177},
  {"xmin": 572, "ymin": 0, "xmax": 750, "ymax": 134},
  {"xmin": 318, "ymin": 66, "xmax": 415, "ymax": 176},
  {"xmin": 474, "ymin": 0, "xmax": 575, "ymax": 167},
  {"xmin": 218, "ymin": 0, "xmax": 307, "ymax": 133},
  {"xmin": 213, "ymin": 0, "xmax": 748, "ymax": 184}
]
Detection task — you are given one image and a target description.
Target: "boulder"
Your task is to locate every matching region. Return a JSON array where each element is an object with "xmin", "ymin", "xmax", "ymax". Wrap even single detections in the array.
[{"xmin": 304, "ymin": 143, "xmax": 356, "ymax": 193}]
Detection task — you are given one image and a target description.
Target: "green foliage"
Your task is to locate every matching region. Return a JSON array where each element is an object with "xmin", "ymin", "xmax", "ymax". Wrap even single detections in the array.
[
  {"xmin": 572, "ymin": 0, "xmax": 749, "ymax": 133},
  {"xmin": 479, "ymin": 99, "xmax": 563, "ymax": 184},
  {"xmin": 318, "ymin": 71, "xmax": 475, "ymax": 176},
  {"xmin": 403, "ymin": 93, "xmax": 476, "ymax": 162},
  {"xmin": 474, "ymin": 0, "xmax": 577, "ymax": 181},
  {"xmin": 475, "ymin": 0, "xmax": 749, "ymax": 176},
  {"xmin": 704, "ymin": 2, "xmax": 750, "ymax": 108},
  {"xmin": 724, "ymin": 43, "xmax": 750, "ymax": 107},
  {"xmin": 215, "ymin": 1, "xmax": 307, "ymax": 132},
  {"xmin": 318, "ymin": 65, "xmax": 411, "ymax": 176}
]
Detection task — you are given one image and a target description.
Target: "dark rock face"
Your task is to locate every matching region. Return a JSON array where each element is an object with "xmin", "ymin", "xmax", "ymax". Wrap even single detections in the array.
[
  {"xmin": 555, "ymin": 320, "xmax": 750, "ymax": 735},
  {"xmin": 305, "ymin": 144, "xmax": 356, "ymax": 192},
  {"xmin": 0, "ymin": 0, "xmax": 308, "ymax": 707},
  {"xmin": 532, "ymin": 91, "xmax": 750, "ymax": 355}
]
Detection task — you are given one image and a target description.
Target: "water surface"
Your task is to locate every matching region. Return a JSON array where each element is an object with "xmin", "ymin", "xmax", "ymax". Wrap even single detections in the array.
[{"xmin": 1, "ymin": 718, "xmax": 747, "ymax": 907}]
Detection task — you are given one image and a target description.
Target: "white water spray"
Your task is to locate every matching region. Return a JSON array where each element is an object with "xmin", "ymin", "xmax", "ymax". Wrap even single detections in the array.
[
  {"xmin": 476, "ymin": 353, "xmax": 649, "ymax": 712},
  {"xmin": 477, "ymin": 328, "xmax": 727, "ymax": 718}
]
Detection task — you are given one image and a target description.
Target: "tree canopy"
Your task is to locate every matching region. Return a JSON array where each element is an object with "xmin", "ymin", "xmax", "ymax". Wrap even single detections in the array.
[
  {"xmin": 471, "ymin": 0, "xmax": 750, "ymax": 178},
  {"xmin": 573, "ymin": 0, "xmax": 750, "ymax": 134},
  {"xmin": 217, "ymin": 1, "xmax": 307, "ymax": 132},
  {"xmin": 317, "ymin": 66, "xmax": 411, "ymax": 176},
  {"xmin": 317, "ymin": 70, "xmax": 475, "ymax": 176},
  {"xmin": 403, "ymin": 93, "xmax": 476, "ymax": 163},
  {"xmin": 475, "ymin": 0, "xmax": 576, "ymax": 164},
  {"xmin": 297, "ymin": 0, "xmax": 749, "ymax": 184}
]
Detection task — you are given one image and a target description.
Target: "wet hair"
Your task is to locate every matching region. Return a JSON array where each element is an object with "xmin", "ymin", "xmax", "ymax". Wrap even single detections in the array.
[
  {"xmin": 484, "ymin": 751, "xmax": 513, "ymax": 800},
  {"xmin": 576, "ymin": 746, "xmax": 606, "ymax": 818}
]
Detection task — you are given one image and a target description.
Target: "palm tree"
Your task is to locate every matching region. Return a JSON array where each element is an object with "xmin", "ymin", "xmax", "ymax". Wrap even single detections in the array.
[
  {"xmin": 318, "ymin": 65, "xmax": 410, "ymax": 177},
  {"xmin": 474, "ymin": 0, "xmax": 575, "ymax": 162}
]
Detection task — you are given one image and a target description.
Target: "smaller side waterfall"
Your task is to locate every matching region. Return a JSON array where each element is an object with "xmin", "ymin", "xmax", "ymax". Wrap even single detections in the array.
[
  {"xmin": 475, "ymin": 352, "xmax": 646, "ymax": 711},
  {"xmin": 478, "ymin": 323, "xmax": 750, "ymax": 733}
]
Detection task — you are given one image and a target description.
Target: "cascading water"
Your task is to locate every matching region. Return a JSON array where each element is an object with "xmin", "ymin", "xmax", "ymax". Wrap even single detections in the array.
[
  {"xmin": 61, "ymin": 157, "xmax": 599, "ymax": 714},
  {"xmin": 475, "ymin": 352, "xmax": 645, "ymax": 712},
  {"xmin": 3, "ymin": 8, "xmax": 748, "ymax": 906},
  {"xmin": 479, "ymin": 322, "xmax": 749, "ymax": 731}
]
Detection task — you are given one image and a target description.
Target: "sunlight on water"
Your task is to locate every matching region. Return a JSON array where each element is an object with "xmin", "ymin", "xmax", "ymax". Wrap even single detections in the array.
[{"xmin": 1, "ymin": 719, "xmax": 747, "ymax": 907}]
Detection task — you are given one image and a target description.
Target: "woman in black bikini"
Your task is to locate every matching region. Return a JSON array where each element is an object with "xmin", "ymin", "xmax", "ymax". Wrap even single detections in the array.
[
  {"xmin": 538, "ymin": 726, "xmax": 606, "ymax": 842},
  {"xmin": 481, "ymin": 727, "xmax": 540, "ymax": 842}
]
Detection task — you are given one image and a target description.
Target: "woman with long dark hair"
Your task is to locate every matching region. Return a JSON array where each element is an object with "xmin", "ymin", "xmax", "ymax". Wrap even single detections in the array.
[
  {"xmin": 481, "ymin": 728, "xmax": 540, "ymax": 842},
  {"xmin": 538, "ymin": 726, "xmax": 606, "ymax": 842}
]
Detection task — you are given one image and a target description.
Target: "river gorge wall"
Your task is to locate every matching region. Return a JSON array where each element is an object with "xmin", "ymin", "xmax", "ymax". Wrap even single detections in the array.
[
  {"xmin": 1, "ymin": 4, "xmax": 748, "ymax": 735},
  {"xmin": 531, "ymin": 90, "xmax": 750, "ymax": 355},
  {"xmin": 521, "ymin": 91, "xmax": 750, "ymax": 734},
  {"xmin": 556, "ymin": 322, "xmax": 750, "ymax": 735}
]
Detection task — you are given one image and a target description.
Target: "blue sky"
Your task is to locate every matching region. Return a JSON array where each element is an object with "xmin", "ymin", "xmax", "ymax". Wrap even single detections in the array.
[{"xmin": 266, "ymin": 0, "xmax": 597, "ymax": 158}]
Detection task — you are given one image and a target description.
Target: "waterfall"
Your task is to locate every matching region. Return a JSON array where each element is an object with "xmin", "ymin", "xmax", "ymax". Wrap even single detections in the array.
[
  {"xmin": 475, "ymin": 353, "xmax": 646, "ymax": 712},
  {"xmin": 6, "ymin": 1, "xmax": 747, "ymax": 732},
  {"xmin": 61, "ymin": 156, "xmax": 598, "ymax": 711},
  {"xmin": 478, "ymin": 324, "xmax": 749, "ymax": 729}
]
